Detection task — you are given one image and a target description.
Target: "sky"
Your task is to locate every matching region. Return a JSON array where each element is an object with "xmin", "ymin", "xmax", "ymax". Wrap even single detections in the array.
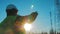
[{"xmin": 0, "ymin": 0, "xmax": 55, "ymax": 33}]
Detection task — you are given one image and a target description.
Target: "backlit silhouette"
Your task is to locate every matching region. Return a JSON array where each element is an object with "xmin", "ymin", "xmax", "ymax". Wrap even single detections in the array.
[{"xmin": 0, "ymin": 4, "xmax": 38, "ymax": 34}]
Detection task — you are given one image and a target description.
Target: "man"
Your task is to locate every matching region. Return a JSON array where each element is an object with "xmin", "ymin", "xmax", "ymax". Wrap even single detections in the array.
[{"xmin": 0, "ymin": 4, "xmax": 38, "ymax": 34}]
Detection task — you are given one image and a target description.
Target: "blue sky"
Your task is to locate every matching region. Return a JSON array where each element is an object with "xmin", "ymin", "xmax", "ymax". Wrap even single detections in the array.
[{"xmin": 0, "ymin": 0, "xmax": 55, "ymax": 33}]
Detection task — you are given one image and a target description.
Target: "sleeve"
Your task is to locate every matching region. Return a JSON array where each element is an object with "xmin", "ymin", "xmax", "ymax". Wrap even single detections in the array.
[{"xmin": 23, "ymin": 12, "xmax": 38, "ymax": 24}]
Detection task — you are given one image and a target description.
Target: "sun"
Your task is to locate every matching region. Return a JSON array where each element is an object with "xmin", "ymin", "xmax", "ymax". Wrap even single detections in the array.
[
  {"xmin": 24, "ymin": 23, "xmax": 32, "ymax": 31},
  {"xmin": 31, "ymin": 5, "xmax": 34, "ymax": 9}
]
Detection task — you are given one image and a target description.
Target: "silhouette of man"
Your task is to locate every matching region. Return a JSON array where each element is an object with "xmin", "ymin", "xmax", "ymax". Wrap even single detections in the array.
[{"xmin": 0, "ymin": 4, "xmax": 38, "ymax": 34}]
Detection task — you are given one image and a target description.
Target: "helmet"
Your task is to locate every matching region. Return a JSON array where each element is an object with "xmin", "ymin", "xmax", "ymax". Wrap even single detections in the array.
[
  {"xmin": 6, "ymin": 4, "xmax": 18, "ymax": 11},
  {"xmin": 6, "ymin": 4, "xmax": 18, "ymax": 16},
  {"xmin": 6, "ymin": 4, "xmax": 17, "ymax": 10}
]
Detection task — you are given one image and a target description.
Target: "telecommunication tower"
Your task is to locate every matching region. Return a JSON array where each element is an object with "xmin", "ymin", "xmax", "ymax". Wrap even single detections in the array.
[{"xmin": 55, "ymin": 0, "xmax": 60, "ymax": 33}]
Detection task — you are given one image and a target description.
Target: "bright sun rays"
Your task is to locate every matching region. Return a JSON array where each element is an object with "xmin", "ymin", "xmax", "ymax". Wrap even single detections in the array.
[{"xmin": 24, "ymin": 23, "xmax": 32, "ymax": 31}]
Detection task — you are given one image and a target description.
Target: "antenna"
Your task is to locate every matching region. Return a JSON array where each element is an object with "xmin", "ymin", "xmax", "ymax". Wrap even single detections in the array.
[
  {"xmin": 50, "ymin": 11, "xmax": 53, "ymax": 30},
  {"xmin": 49, "ymin": 11, "xmax": 54, "ymax": 34}
]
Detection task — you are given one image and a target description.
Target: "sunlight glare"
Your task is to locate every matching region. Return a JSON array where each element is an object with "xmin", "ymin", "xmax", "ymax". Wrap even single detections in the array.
[{"xmin": 24, "ymin": 23, "xmax": 32, "ymax": 31}]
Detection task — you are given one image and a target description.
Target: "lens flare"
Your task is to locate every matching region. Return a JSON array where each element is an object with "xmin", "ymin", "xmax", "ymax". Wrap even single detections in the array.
[{"xmin": 24, "ymin": 23, "xmax": 32, "ymax": 31}]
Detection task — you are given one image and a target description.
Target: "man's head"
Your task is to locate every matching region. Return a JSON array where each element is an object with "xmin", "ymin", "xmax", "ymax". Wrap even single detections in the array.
[{"xmin": 6, "ymin": 4, "xmax": 18, "ymax": 16}]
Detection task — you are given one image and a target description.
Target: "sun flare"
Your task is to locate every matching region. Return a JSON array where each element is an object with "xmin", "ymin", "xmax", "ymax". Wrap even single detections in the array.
[{"xmin": 24, "ymin": 23, "xmax": 32, "ymax": 31}]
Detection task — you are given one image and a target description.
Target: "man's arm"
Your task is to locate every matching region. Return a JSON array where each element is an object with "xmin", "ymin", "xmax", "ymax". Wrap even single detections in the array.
[{"xmin": 23, "ymin": 11, "xmax": 38, "ymax": 24}]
